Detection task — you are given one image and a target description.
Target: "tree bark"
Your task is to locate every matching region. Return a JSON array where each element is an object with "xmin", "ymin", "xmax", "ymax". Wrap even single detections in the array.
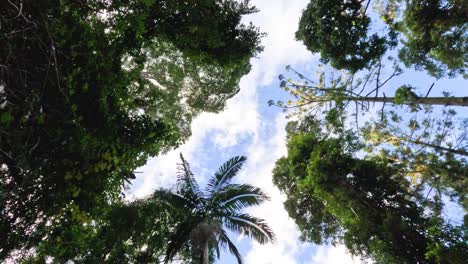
[
  {"xmin": 202, "ymin": 240, "xmax": 209, "ymax": 264},
  {"xmin": 346, "ymin": 96, "xmax": 468, "ymax": 107}
]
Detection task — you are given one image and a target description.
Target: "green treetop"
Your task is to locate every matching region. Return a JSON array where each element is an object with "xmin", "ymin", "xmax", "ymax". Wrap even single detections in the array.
[
  {"xmin": 296, "ymin": 0, "xmax": 391, "ymax": 72},
  {"xmin": 296, "ymin": 0, "xmax": 467, "ymax": 77}
]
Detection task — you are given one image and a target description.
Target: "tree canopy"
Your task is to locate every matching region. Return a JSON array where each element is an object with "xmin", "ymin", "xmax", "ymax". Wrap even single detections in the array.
[
  {"xmin": 273, "ymin": 17, "xmax": 468, "ymax": 260},
  {"xmin": 296, "ymin": 0, "xmax": 467, "ymax": 77},
  {"xmin": 362, "ymin": 108, "xmax": 468, "ymax": 214},
  {"xmin": 17, "ymin": 194, "xmax": 189, "ymax": 263},
  {"xmin": 397, "ymin": 0, "xmax": 467, "ymax": 77},
  {"xmin": 296, "ymin": 0, "xmax": 390, "ymax": 72},
  {"xmin": 38, "ymin": 154, "xmax": 274, "ymax": 264},
  {"xmin": 0, "ymin": 0, "xmax": 263, "ymax": 261},
  {"xmin": 273, "ymin": 117, "xmax": 467, "ymax": 263}
]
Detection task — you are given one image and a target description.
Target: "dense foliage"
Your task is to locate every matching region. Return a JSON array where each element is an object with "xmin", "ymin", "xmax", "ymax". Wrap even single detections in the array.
[
  {"xmin": 20, "ymin": 195, "xmax": 188, "ymax": 263},
  {"xmin": 296, "ymin": 0, "xmax": 467, "ymax": 77},
  {"xmin": 273, "ymin": 117, "xmax": 467, "ymax": 263},
  {"xmin": 397, "ymin": 0, "xmax": 467, "ymax": 77},
  {"xmin": 0, "ymin": 0, "xmax": 263, "ymax": 261},
  {"xmin": 296, "ymin": 0, "xmax": 390, "ymax": 72}
]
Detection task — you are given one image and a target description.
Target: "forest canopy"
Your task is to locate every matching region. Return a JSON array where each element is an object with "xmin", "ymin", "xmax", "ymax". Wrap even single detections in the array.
[
  {"xmin": 1, "ymin": 0, "xmax": 467, "ymax": 263},
  {"xmin": 0, "ymin": 0, "xmax": 263, "ymax": 261},
  {"xmin": 273, "ymin": 2, "xmax": 467, "ymax": 260}
]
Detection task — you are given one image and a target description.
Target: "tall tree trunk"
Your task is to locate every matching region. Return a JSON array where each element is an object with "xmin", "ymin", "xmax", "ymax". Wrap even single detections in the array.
[
  {"xmin": 202, "ymin": 240, "xmax": 209, "ymax": 264},
  {"xmin": 346, "ymin": 96, "xmax": 468, "ymax": 107},
  {"xmin": 407, "ymin": 138, "xmax": 468, "ymax": 156}
]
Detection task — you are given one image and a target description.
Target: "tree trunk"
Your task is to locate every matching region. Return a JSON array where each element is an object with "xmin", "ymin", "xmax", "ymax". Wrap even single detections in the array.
[
  {"xmin": 202, "ymin": 240, "xmax": 209, "ymax": 264},
  {"xmin": 346, "ymin": 96, "xmax": 468, "ymax": 107},
  {"xmin": 407, "ymin": 139, "xmax": 468, "ymax": 156}
]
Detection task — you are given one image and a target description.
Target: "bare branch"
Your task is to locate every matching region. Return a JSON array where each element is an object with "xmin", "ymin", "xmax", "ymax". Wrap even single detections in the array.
[{"xmin": 425, "ymin": 83, "xmax": 435, "ymax": 98}]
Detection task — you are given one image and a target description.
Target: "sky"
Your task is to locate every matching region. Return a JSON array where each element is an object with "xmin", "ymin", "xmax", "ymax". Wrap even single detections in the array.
[{"xmin": 128, "ymin": 1, "xmax": 465, "ymax": 263}]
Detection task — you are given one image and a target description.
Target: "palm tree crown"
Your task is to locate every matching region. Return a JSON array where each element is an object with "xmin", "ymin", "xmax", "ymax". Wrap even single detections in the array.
[{"xmin": 158, "ymin": 154, "xmax": 275, "ymax": 264}]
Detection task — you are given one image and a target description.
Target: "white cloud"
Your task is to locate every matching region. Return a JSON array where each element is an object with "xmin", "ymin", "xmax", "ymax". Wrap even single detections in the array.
[
  {"xmin": 247, "ymin": 0, "xmax": 315, "ymax": 86},
  {"xmin": 242, "ymin": 114, "xmax": 305, "ymax": 264}
]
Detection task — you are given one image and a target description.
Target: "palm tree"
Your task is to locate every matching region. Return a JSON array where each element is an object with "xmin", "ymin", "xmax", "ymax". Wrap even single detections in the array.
[{"xmin": 158, "ymin": 154, "xmax": 275, "ymax": 264}]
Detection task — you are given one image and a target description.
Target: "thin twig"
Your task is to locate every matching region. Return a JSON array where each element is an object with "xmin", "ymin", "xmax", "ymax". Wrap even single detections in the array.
[
  {"xmin": 380, "ymin": 101, "xmax": 386, "ymax": 121},
  {"xmin": 424, "ymin": 186, "xmax": 434, "ymax": 201},
  {"xmin": 363, "ymin": 0, "xmax": 372, "ymax": 15},
  {"xmin": 425, "ymin": 83, "xmax": 435, "ymax": 98},
  {"xmin": 355, "ymin": 101, "xmax": 359, "ymax": 131},
  {"xmin": 0, "ymin": 147, "xmax": 13, "ymax": 160},
  {"xmin": 29, "ymin": 138, "xmax": 40, "ymax": 154}
]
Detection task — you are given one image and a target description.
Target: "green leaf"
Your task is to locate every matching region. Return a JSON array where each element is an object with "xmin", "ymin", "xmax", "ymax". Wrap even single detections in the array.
[
  {"xmin": 38, "ymin": 114, "xmax": 45, "ymax": 125},
  {"xmin": 0, "ymin": 112, "xmax": 13, "ymax": 123}
]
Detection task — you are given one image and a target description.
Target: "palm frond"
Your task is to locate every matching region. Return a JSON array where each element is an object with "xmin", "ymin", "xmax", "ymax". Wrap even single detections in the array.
[
  {"xmin": 224, "ymin": 213, "xmax": 275, "ymax": 244},
  {"xmin": 177, "ymin": 153, "xmax": 204, "ymax": 206},
  {"xmin": 164, "ymin": 219, "xmax": 199, "ymax": 263},
  {"xmin": 206, "ymin": 156, "xmax": 247, "ymax": 197},
  {"xmin": 214, "ymin": 242, "xmax": 221, "ymax": 259},
  {"xmin": 154, "ymin": 189, "xmax": 195, "ymax": 211},
  {"xmin": 215, "ymin": 184, "xmax": 269, "ymax": 212},
  {"xmin": 217, "ymin": 229, "xmax": 243, "ymax": 264}
]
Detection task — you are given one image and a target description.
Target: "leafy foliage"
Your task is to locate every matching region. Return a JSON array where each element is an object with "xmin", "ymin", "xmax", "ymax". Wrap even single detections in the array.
[
  {"xmin": 19, "ymin": 195, "xmax": 188, "ymax": 263},
  {"xmin": 393, "ymin": 85, "xmax": 419, "ymax": 104},
  {"xmin": 0, "ymin": 0, "xmax": 263, "ymax": 260},
  {"xmin": 296, "ymin": 0, "xmax": 467, "ymax": 77},
  {"xmin": 296, "ymin": 0, "xmax": 392, "ymax": 72},
  {"xmin": 396, "ymin": 0, "xmax": 468, "ymax": 77},
  {"xmin": 272, "ymin": 117, "xmax": 467, "ymax": 263},
  {"xmin": 362, "ymin": 108, "xmax": 468, "ymax": 212},
  {"xmin": 278, "ymin": 2, "xmax": 468, "ymax": 262}
]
